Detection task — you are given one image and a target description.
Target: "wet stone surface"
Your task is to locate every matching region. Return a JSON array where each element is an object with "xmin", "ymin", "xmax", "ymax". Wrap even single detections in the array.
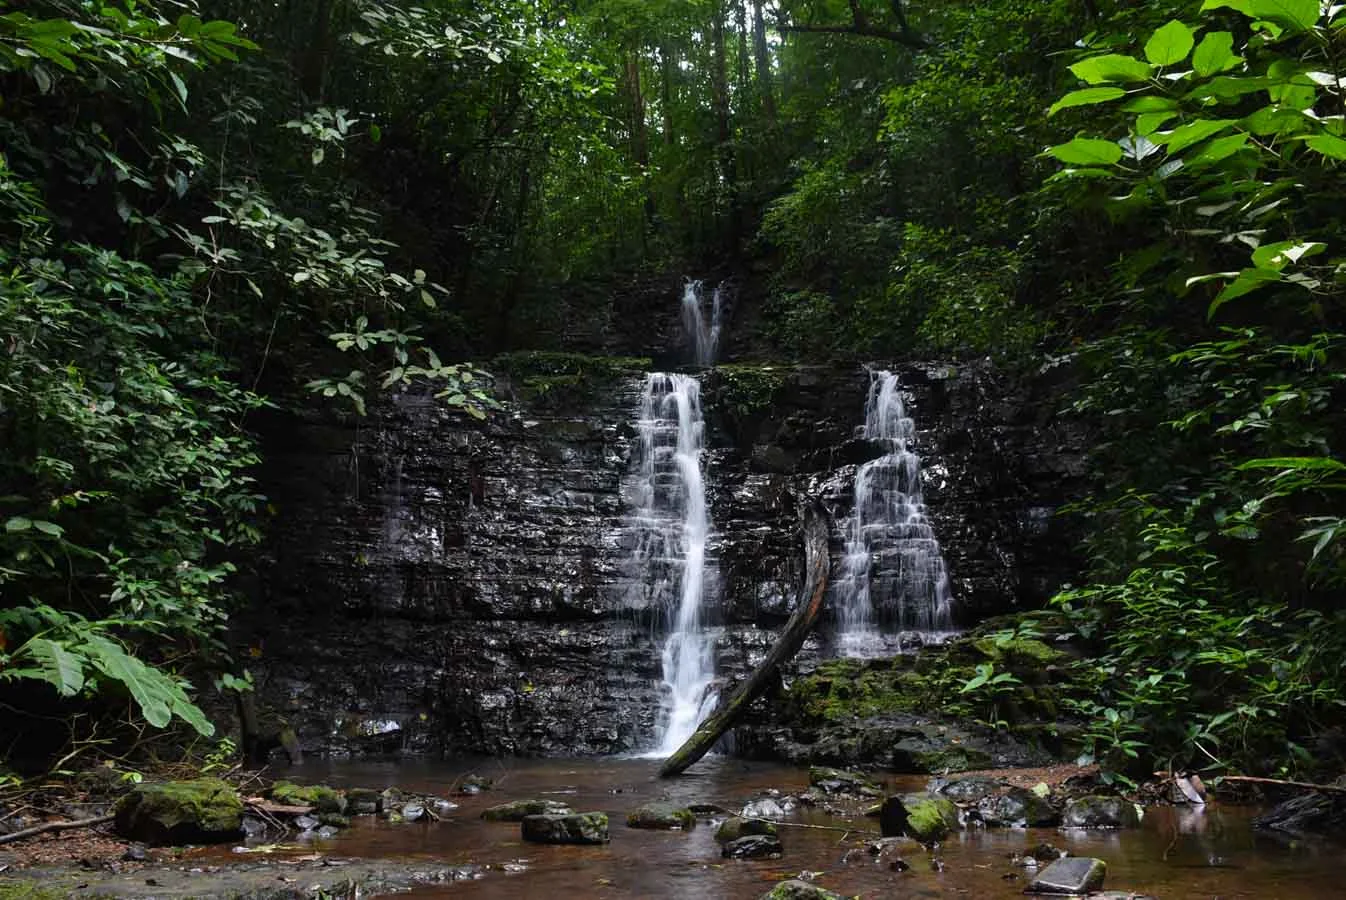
[{"xmin": 244, "ymin": 362, "xmax": 1088, "ymax": 758}]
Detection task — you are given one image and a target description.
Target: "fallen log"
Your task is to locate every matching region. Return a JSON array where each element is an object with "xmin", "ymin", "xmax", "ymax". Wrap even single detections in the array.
[
  {"xmin": 660, "ymin": 498, "xmax": 831, "ymax": 777},
  {"xmin": 0, "ymin": 812, "xmax": 115, "ymax": 845}
]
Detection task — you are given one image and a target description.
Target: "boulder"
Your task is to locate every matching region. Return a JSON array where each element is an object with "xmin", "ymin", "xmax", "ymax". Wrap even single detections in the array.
[
  {"xmin": 459, "ymin": 774, "xmax": 493, "ymax": 794},
  {"xmin": 722, "ymin": 834, "xmax": 784, "ymax": 859},
  {"xmin": 482, "ymin": 799, "xmax": 574, "ymax": 822},
  {"xmin": 270, "ymin": 781, "xmax": 346, "ymax": 814},
  {"xmin": 977, "ymin": 787, "xmax": 1059, "ymax": 827},
  {"xmin": 626, "ymin": 801, "xmax": 695, "ymax": 830},
  {"xmin": 942, "ymin": 774, "xmax": 1006, "ymax": 801},
  {"xmin": 759, "ymin": 879, "xmax": 845, "ymax": 900},
  {"xmin": 1024, "ymin": 857, "xmax": 1106, "ymax": 894},
  {"xmin": 521, "ymin": 811, "xmax": 609, "ymax": 844},
  {"xmin": 114, "ymin": 778, "xmax": 243, "ymax": 846},
  {"xmin": 401, "ymin": 801, "xmax": 425, "ymax": 822},
  {"xmin": 715, "ymin": 816, "xmax": 778, "ymax": 843},
  {"xmin": 742, "ymin": 797, "xmax": 786, "ymax": 818},
  {"xmin": 347, "ymin": 788, "xmax": 381, "ymax": 815},
  {"xmin": 1062, "ymin": 796, "xmax": 1140, "ymax": 829},
  {"xmin": 808, "ymin": 766, "xmax": 882, "ymax": 796},
  {"xmin": 878, "ymin": 793, "xmax": 960, "ymax": 843}
]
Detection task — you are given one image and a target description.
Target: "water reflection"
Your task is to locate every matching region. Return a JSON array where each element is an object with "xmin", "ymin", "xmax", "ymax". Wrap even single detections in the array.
[{"xmin": 209, "ymin": 758, "xmax": 1344, "ymax": 899}]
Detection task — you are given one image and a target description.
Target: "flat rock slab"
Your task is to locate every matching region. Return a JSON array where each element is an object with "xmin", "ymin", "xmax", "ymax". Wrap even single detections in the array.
[
  {"xmin": 722, "ymin": 834, "xmax": 784, "ymax": 859},
  {"xmin": 521, "ymin": 811, "xmax": 609, "ymax": 844},
  {"xmin": 1026, "ymin": 857, "xmax": 1107, "ymax": 894}
]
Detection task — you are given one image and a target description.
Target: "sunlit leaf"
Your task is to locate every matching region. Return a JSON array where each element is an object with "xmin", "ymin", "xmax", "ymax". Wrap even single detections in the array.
[{"xmin": 1144, "ymin": 21, "xmax": 1194, "ymax": 66}]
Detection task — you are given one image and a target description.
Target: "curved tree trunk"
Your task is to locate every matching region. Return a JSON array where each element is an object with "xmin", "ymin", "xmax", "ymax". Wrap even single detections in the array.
[{"xmin": 659, "ymin": 498, "xmax": 831, "ymax": 777}]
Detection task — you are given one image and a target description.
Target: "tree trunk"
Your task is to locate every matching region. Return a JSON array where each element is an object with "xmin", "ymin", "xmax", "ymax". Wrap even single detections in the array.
[
  {"xmin": 660, "ymin": 43, "xmax": 676, "ymax": 147},
  {"xmin": 709, "ymin": 0, "xmax": 739, "ymax": 250},
  {"xmin": 626, "ymin": 49, "xmax": 655, "ymax": 229},
  {"xmin": 752, "ymin": 0, "xmax": 776, "ymax": 122},
  {"xmin": 659, "ymin": 499, "xmax": 832, "ymax": 777}
]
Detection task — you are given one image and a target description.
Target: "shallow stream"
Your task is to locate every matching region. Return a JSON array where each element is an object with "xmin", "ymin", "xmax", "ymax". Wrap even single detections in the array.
[{"xmin": 199, "ymin": 757, "xmax": 1345, "ymax": 899}]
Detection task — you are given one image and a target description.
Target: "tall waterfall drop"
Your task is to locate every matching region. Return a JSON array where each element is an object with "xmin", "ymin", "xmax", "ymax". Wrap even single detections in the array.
[
  {"xmin": 681, "ymin": 280, "xmax": 723, "ymax": 367},
  {"xmin": 628, "ymin": 372, "xmax": 719, "ymax": 754},
  {"xmin": 835, "ymin": 370, "xmax": 954, "ymax": 655}
]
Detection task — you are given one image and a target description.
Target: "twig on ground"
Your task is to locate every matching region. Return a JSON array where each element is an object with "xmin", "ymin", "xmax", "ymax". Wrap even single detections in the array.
[
  {"xmin": 748, "ymin": 817, "xmax": 880, "ymax": 837},
  {"xmin": 0, "ymin": 813, "xmax": 115, "ymax": 845},
  {"xmin": 1219, "ymin": 775, "xmax": 1346, "ymax": 795}
]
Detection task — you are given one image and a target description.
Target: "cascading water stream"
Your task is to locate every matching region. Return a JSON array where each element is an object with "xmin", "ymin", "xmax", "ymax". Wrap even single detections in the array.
[
  {"xmin": 835, "ymin": 370, "xmax": 954, "ymax": 656},
  {"xmin": 627, "ymin": 373, "xmax": 719, "ymax": 754},
  {"xmin": 681, "ymin": 280, "xmax": 723, "ymax": 368}
]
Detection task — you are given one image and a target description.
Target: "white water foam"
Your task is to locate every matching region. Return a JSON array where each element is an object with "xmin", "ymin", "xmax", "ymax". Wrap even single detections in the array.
[{"xmin": 834, "ymin": 370, "xmax": 954, "ymax": 656}]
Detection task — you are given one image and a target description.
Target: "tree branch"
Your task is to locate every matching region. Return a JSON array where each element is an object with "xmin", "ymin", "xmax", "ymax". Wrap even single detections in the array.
[
  {"xmin": 0, "ymin": 813, "xmax": 115, "ymax": 846},
  {"xmin": 775, "ymin": 0, "xmax": 929, "ymax": 49}
]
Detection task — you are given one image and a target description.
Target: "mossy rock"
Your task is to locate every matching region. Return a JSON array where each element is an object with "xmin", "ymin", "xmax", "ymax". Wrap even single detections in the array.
[
  {"xmin": 270, "ymin": 780, "xmax": 347, "ymax": 814},
  {"xmin": 879, "ymin": 793, "xmax": 960, "ymax": 843},
  {"xmin": 715, "ymin": 815, "xmax": 779, "ymax": 842},
  {"xmin": 521, "ymin": 811, "xmax": 609, "ymax": 844},
  {"xmin": 972, "ymin": 636, "xmax": 1066, "ymax": 667},
  {"xmin": 482, "ymin": 799, "xmax": 574, "ymax": 821},
  {"xmin": 759, "ymin": 879, "xmax": 844, "ymax": 900},
  {"xmin": 114, "ymin": 778, "xmax": 243, "ymax": 845},
  {"xmin": 1063, "ymin": 795, "xmax": 1141, "ymax": 828},
  {"xmin": 626, "ymin": 801, "xmax": 695, "ymax": 830},
  {"xmin": 318, "ymin": 812, "xmax": 351, "ymax": 828}
]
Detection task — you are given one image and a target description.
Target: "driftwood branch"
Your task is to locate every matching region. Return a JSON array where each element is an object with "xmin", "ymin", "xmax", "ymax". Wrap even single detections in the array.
[
  {"xmin": 0, "ymin": 813, "xmax": 115, "ymax": 845},
  {"xmin": 1220, "ymin": 775, "xmax": 1346, "ymax": 795},
  {"xmin": 775, "ymin": 0, "xmax": 929, "ymax": 48},
  {"xmin": 660, "ymin": 499, "xmax": 831, "ymax": 777}
]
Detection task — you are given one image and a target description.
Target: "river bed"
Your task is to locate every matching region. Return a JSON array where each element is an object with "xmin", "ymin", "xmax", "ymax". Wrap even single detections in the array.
[{"xmin": 195, "ymin": 757, "xmax": 1343, "ymax": 899}]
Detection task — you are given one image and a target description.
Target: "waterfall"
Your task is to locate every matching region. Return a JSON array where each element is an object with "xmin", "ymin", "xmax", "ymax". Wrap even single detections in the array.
[
  {"xmin": 627, "ymin": 372, "xmax": 719, "ymax": 754},
  {"xmin": 681, "ymin": 280, "xmax": 723, "ymax": 367},
  {"xmin": 835, "ymin": 370, "xmax": 954, "ymax": 656}
]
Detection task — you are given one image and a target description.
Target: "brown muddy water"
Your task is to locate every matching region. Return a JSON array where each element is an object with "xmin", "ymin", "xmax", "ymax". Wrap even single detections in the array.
[{"xmin": 210, "ymin": 757, "xmax": 1343, "ymax": 899}]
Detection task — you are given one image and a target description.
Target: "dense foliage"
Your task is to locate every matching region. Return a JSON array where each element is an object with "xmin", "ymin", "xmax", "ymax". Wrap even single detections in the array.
[{"xmin": 1, "ymin": 0, "xmax": 1343, "ymax": 779}]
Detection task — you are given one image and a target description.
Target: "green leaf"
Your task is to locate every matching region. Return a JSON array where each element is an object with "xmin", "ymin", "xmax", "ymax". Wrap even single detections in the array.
[
  {"xmin": 1208, "ymin": 267, "xmax": 1281, "ymax": 317},
  {"xmin": 24, "ymin": 638, "xmax": 85, "ymax": 697},
  {"xmin": 32, "ymin": 520, "xmax": 63, "ymax": 537},
  {"xmin": 1046, "ymin": 137, "xmax": 1124, "ymax": 165},
  {"xmin": 1247, "ymin": 0, "xmax": 1321, "ymax": 31},
  {"xmin": 1192, "ymin": 31, "xmax": 1241, "ymax": 76},
  {"xmin": 1144, "ymin": 20, "xmax": 1195, "ymax": 66},
  {"xmin": 82, "ymin": 635, "xmax": 213, "ymax": 735},
  {"xmin": 1251, "ymin": 240, "xmax": 1326, "ymax": 270},
  {"xmin": 5, "ymin": 516, "xmax": 32, "ymax": 533},
  {"xmin": 1160, "ymin": 119, "xmax": 1236, "ymax": 153},
  {"xmin": 83, "ymin": 636, "xmax": 171, "ymax": 728},
  {"xmin": 369, "ymin": 123, "xmax": 383, "ymax": 143},
  {"xmin": 1185, "ymin": 132, "xmax": 1250, "ymax": 165},
  {"xmin": 1304, "ymin": 133, "xmax": 1346, "ymax": 160},
  {"xmin": 1238, "ymin": 456, "xmax": 1346, "ymax": 471},
  {"xmin": 1049, "ymin": 87, "xmax": 1127, "ymax": 116},
  {"xmin": 1070, "ymin": 54, "xmax": 1155, "ymax": 84}
]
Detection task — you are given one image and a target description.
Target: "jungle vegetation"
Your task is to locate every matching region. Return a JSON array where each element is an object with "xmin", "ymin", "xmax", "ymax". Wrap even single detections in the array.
[{"xmin": 1, "ymin": 0, "xmax": 1344, "ymax": 780}]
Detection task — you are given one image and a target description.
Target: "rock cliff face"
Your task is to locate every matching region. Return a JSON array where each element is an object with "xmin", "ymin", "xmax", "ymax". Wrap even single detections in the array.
[{"xmin": 243, "ymin": 359, "xmax": 1086, "ymax": 757}]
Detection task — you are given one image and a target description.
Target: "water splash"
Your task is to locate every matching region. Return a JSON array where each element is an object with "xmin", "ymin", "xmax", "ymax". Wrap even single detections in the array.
[
  {"xmin": 627, "ymin": 373, "xmax": 719, "ymax": 754},
  {"xmin": 681, "ymin": 280, "xmax": 723, "ymax": 367},
  {"xmin": 835, "ymin": 370, "xmax": 954, "ymax": 656}
]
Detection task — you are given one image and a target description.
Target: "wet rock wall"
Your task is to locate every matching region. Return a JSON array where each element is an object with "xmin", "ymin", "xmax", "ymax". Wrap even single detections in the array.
[{"xmin": 243, "ymin": 361, "xmax": 1086, "ymax": 757}]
